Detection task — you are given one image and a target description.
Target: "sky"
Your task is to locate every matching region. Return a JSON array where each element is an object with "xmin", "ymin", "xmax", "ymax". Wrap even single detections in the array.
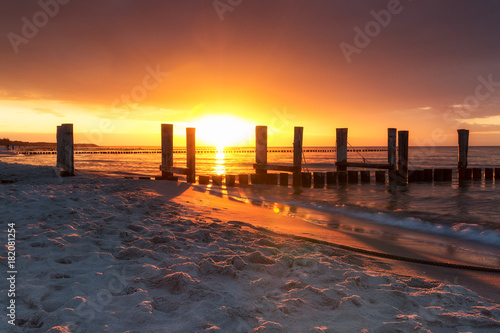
[{"xmin": 1, "ymin": 0, "xmax": 500, "ymax": 147}]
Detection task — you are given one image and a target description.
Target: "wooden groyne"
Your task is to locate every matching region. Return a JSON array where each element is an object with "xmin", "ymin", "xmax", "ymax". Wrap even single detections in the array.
[
  {"xmin": 21, "ymin": 147, "xmax": 387, "ymax": 155},
  {"xmin": 157, "ymin": 124, "xmax": 499, "ymax": 187},
  {"xmin": 38, "ymin": 123, "xmax": 499, "ymax": 185}
]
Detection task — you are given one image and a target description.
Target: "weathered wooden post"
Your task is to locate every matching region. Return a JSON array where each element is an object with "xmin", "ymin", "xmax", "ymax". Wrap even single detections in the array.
[
  {"xmin": 338, "ymin": 171, "xmax": 347, "ymax": 184},
  {"xmin": 56, "ymin": 123, "xmax": 74, "ymax": 176},
  {"xmin": 485, "ymin": 168, "xmax": 493, "ymax": 180},
  {"xmin": 239, "ymin": 174, "xmax": 249, "ymax": 185},
  {"xmin": 472, "ymin": 168, "xmax": 482, "ymax": 180},
  {"xmin": 433, "ymin": 169, "xmax": 443, "ymax": 182},
  {"xmin": 280, "ymin": 173, "xmax": 289, "ymax": 186},
  {"xmin": 388, "ymin": 128, "xmax": 397, "ymax": 181},
  {"xmin": 226, "ymin": 174, "xmax": 236, "ymax": 186},
  {"xmin": 326, "ymin": 171, "xmax": 337, "ymax": 185},
  {"xmin": 360, "ymin": 170, "xmax": 370, "ymax": 183},
  {"xmin": 301, "ymin": 172, "xmax": 312, "ymax": 188},
  {"xmin": 293, "ymin": 126, "xmax": 303, "ymax": 187},
  {"xmin": 397, "ymin": 130, "xmax": 409, "ymax": 183},
  {"xmin": 336, "ymin": 128, "xmax": 348, "ymax": 172},
  {"xmin": 186, "ymin": 127, "xmax": 196, "ymax": 183},
  {"xmin": 255, "ymin": 126, "xmax": 267, "ymax": 184},
  {"xmin": 313, "ymin": 172, "xmax": 325, "ymax": 188},
  {"xmin": 57, "ymin": 125, "xmax": 62, "ymax": 167},
  {"xmin": 348, "ymin": 171, "xmax": 359, "ymax": 184},
  {"xmin": 198, "ymin": 175, "xmax": 210, "ymax": 185},
  {"xmin": 458, "ymin": 129, "xmax": 469, "ymax": 180},
  {"xmin": 375, "ymin": 170, "xmax": 386, "ymax": 183},
  {"xmin": 161, "ymin": 124, "xmax": 174, "ymax": 179},
  {"xmin": 212, "ymin": 175, "xmax": 222, "ymax": 186},
  {"xmin": 443, "ymin": 169, "xmax": 453, "ymax": 182},
  {"xmin": 423, "ymin": 169, "xmax": 433, "ymax": 182}
]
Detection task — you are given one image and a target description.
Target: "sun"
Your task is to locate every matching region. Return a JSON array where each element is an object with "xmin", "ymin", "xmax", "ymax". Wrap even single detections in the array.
[{"xmin": 194, "ymin": 115, "xmax": 255, "ymax": 148}]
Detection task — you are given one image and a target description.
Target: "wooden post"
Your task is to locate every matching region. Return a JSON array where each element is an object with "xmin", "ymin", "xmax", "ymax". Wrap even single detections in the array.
[
  {"xmin": 326, "ymin": 171, "xmax": 337, "ymax": 185},
  {"xmin": 472, "ymin": 168, "xmax": 482, "ymax": 180},
  {"xmin": 348, "ymin": 171, "xmax": 359, "ymax": 184},
  {"xmin": 434, "ymin": 169, "xmax": 444, "ymax": 182},
  {"xmin": 239, "ymin": 174, "xmax": 249, "ymax": 185},
  {"xmin": 226, "ymin": 174, "xmax": 236, "ymax": 186},
  {"xmin": 388, "ymin": 128, "xmax": 397, "ymax": 181},
  {"xmin": 458, "ymin": 129, "xmax": 469, "ymax": 180},
  {"xmin": 56, "ymin": 125, "xmax": 62, "ymax": 168},
  {"xmin": 397, "ymin": 130, "xmax": 409, "ymax": 183},
  {"xmin": 63, "ymin": 123, "xmax": 74, "ymax": 176},
  {"xmin": 279, "ymin": 173, "xmax": 289, "ymax": 186},
  {"xmin": 57, "ymin": 123, "xmax": 74, "ymax": 176},
  {"xmin": 301, "ymin": 172, "xmax": 312, "ymax": 188},
  {"xmin": 338, "ymin": 171, "xmax": 347, "ymax": 184},
  {"xmin": 313, "ymin": 172, "xmax": 325, "ymax": 188},
  {"xmin": 186, "ymin": 127, "xmax": 196, "ymax": 183},
  {"xmin": 293, "ymin": 127, "xmax": 303, "ymax": 187},
  {"xmin": 360, "ymin": 170, "xmax": 370, "ymax": 183},
  {"xmin": 198, "ymin": 175, "xmax": 210, "ymax": 185},
  {"xmin": 212, "ymin": 175, "xmax": 222, "ymax": 186},
  {"xmin": 266, "ymin": 174, "xmax": 278, "ymax": 185},
  {"xmin": 423, "ymin": 169, "xmax": 433, "ymax": 182},
  {"xmin": 375, "ymin": 170, "xmax": 386, "ymax": 183},
  {"xmin": 443, "ymin": 169, "xmax": 453, "ymax": 182},
  {"xmin": 408, "ymin": 170, "xmax": 421, "ymax": 182},
  {"xmin": 161, "ymin": 124, "xmax": 174, "ymax": 179},
  {"xmin": 256, "ymin": 126, "xmax": 267, "ymax": 180},
  {"xmin": 485, "ymin": 168, "xmax": 493, "ymax": 180},
  {"xmin": 336, "ymin": 128, "xmax": 348, "ymax": 172}
]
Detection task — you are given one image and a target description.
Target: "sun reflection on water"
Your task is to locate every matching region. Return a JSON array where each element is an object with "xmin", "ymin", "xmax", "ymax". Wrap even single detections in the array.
[{"xmin": 213, "ymin": 147, "xmax": 226, "ymax": 175}]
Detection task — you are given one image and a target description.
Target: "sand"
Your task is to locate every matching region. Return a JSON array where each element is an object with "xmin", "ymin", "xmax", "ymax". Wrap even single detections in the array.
[{"xmin": 1, "ymin": 161, "xmax": 500, "ymax": 332}]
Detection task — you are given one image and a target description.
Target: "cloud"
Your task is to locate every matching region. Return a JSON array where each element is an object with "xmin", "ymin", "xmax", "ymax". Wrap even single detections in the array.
[{"xmin": 32, "ymin": 107, "xmax": 64, "ymax": 117}]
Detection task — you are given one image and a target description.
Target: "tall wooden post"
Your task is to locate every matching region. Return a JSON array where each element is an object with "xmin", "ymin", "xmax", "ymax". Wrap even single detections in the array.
[
  {"xmin": 161, "ymin": 124, "xmax": 174, "ymax": 179},
  {"xmin": 293, "ymin": 126, "xmax": 303, "ymax": 187},
  {"xmin": 256, "ymin": 126, "xmax": 268, "ymax": 181},
  {"xmin": 336, "ymin": 128, "xmax": 348, "ymax": 172},
  {"xmin": 186, "ymin": 127, "xmax": 196, "ymax": 183},
  {"xmin": 458, "ymin": 129, "xmax": 469, "ymax": 180},
  {"xmin": 397, "ymin": 130, "xmax": 409, "ymax": 183},
  {"xmin": 57, "ymin": 123, "xmax": 74, "ymax": 176},
  {"xmin": 56, "ymin": 125, "xmax": 62, "ymax": 168},
  {"xmin": 388, "ymin": 128, "xmax": 397, "ymax": 181}
]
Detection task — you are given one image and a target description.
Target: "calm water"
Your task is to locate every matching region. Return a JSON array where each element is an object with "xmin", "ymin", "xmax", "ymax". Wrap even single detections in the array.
[{"xmin": 4, "ymin": 146, "xmax": 500, "ymax": 246}]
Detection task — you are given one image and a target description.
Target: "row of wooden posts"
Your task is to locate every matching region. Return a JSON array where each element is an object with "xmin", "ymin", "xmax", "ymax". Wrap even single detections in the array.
[
  {"xmin": 184, "ymin": 167, "xmax": 500, "ymax": 188},
  {"xmin": 56, "ymin": 123, "xmax": 490, "ymax": 185}
]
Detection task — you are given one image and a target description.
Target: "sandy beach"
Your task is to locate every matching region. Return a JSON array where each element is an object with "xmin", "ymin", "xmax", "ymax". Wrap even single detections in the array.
[{"xmin": 1, "ymin": 161, "xmax": 500, "ymax": 332}]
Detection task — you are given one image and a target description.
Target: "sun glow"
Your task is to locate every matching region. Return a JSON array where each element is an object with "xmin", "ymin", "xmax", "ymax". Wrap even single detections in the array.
[{"xmin": 194, "ymin": 115, "xmax": 255, "ymax": 148}]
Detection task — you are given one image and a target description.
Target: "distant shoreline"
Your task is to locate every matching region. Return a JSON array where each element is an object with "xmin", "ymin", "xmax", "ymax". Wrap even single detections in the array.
[{"xmin": 0, "ymin": 140, "xmax": 98, "ymax": 148}]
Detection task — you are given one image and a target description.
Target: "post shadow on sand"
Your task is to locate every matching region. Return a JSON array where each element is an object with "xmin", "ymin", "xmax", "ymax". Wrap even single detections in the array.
[{"xmin": 149, "ymin": 180, "xmax": 191, "ymax": 200}]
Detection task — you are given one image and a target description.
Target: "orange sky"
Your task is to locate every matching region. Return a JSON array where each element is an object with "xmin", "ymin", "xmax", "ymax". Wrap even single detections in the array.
[{"xmin": 1, "ymin": 1, "xmax": 500, "ymax": 147}]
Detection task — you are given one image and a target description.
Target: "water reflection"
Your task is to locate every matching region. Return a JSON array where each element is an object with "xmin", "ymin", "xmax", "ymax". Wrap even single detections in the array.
[{"xmin": 213, "ymin": 147, "xmax": 226, "ymax": 175}]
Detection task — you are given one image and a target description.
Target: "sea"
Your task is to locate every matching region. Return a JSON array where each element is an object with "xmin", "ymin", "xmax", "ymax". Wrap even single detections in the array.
[{"xmin": 4, "ymin": 145, "xmax": 500, "ymax": 249}]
